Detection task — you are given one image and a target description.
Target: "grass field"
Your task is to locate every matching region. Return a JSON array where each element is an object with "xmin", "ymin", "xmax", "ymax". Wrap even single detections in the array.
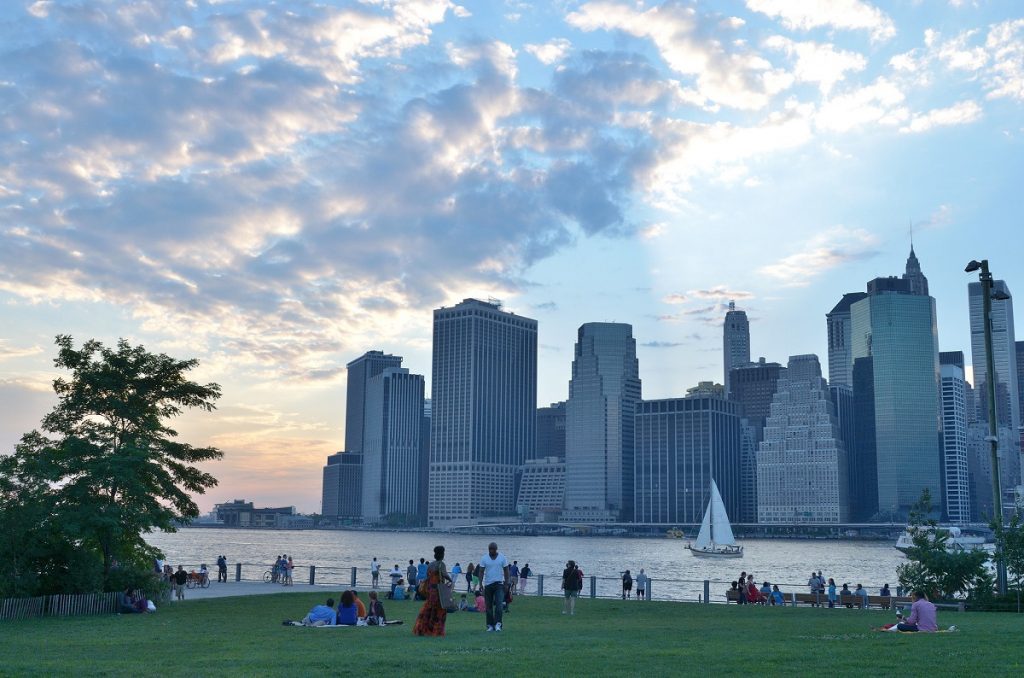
[{"xmin": 5, "ymin": 592, "xmax": 1024, "ymax": 676}]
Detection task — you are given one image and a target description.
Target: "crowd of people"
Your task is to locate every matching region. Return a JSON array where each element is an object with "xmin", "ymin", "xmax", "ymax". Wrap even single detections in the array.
[{"xmin": 805, "ymin": 570, "xmax": 891, "ymax": 609}]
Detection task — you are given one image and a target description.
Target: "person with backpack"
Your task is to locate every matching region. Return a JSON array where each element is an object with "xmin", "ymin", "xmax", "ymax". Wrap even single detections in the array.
[{"xmin": 561, "ymin": 560, "xmax": 581, "ymax": 615}]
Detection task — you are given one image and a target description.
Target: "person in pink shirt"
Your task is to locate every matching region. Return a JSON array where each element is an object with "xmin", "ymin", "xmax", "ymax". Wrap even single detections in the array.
[{"xmin": 897, "ymin": 590, "xmax": 938, "ymax": 632}]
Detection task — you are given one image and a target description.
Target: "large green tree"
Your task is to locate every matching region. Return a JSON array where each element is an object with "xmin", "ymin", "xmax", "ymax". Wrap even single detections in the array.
[
  {"xmin": 0, "ymin": 336, "xmax": 222, "ymax": 595},
  {"xmin": 992, "ymin": 511, "xmax": 1024, "ymax": 591}
]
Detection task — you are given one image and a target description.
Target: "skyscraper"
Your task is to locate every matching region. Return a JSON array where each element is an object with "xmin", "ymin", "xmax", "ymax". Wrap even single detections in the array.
[
  {"xmin": 321, "ymin": 452, "xmax": 363, "ymax": 523},
  {"xmin": 536, "ymin": 401, "xmax": 567, "ymax": 460},
  {"xmin": 850, "ymin": 274, "xmax": 941, "ymax": 518},
  {"xmin": 428, "ymin": 299, "xmax": 537, "ymax": 526},
  {"xmin": 723, "ymin": 301, "xmax": 750, "ymax": 396},
  {"xmin": 903, "ymin": 246, "xmax": 930, "ymax": 296},
  {"xmin": 361, "ymin": 367, "xmax": 425, "ymax": 524},
  {"xmin": 564, "ymin": 323, "xmax": 641, "ymax": 522},
  {"xmin": 757, "ymin": 355, "xmax": 849, "ymax": 524},
  {"xmin": 969, "ymin": 280, "xmax": 1021, "ymax": 486},
  {"xmin": 345, "ymin": 351, "xmax": 403, "ymax": 454},
  {"xmin": 729, "ymin": 358, "xmax": 785, "ymax": 522},
  {"xmin": 940, "ymin": 363, "xmax": 971, "ymax": 524},
  {"xmin": 826, "ymin": 292, "xmax": 868, "ymax": 386},
  {"xmin": 634, "ymin": 394, "xmax": 742, "ymax": 524},
  {"xmin": 850, "ymin": 356, "xmax": 877, "ymax": 520}
]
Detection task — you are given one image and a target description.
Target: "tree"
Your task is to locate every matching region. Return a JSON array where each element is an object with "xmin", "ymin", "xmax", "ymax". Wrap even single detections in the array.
[
  {"xmin": 0, "ymin": 336, "xmax": 222, "ymax": 594},
  {"xmin": 992, "ymin": 511, "xmax": 1024, "ymax": 591},
  {"xmin": 896, "ymin": 489, "xmax": 990, "ymax": 600}
]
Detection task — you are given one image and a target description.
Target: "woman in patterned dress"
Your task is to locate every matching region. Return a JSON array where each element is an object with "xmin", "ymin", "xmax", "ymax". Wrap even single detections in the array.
[{"xmin": 413, "ymin": 545, "xmax": 452, "ymax": 637}]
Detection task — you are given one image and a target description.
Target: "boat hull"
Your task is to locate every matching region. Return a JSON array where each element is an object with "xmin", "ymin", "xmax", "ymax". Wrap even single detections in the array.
[{"xmin": 686, "ymin": 544, "xmax": 743, "ymax": 558}]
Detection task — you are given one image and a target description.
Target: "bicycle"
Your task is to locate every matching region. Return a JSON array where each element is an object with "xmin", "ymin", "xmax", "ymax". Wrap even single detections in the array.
[
  {"xmin": 263, "ymin": 570, "xmax": 274, "ymax": 583},
  {"xmin": 186, "ymin": 571, "xmax": 211, "ymax": 589}
]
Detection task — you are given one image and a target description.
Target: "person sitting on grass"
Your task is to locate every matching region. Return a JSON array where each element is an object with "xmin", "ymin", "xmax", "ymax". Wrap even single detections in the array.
[
  {"xmin": 459, "ymin": 594, "xmax": 472, "ymax": 611},
  {"xmin": 302, "ymin": 598, "xmax": 336, "ymax": 626},
  {"xmin": 367, "ymin": 591, "xmax": 386, "ymax": 625},
  {"xmin": 770, "ymin": 585, "xmax": 784, "ymax": 606},
  {"xmin": 392, "ymin": 580, "xmax": 407, "ymax": 601},
  {"xmin": 118, "ymin": 588, "xmax": 145, "ymax": 614},
  {"xmin": 896, "ymin": 590, "xmax": 938, "ymax": 632},
  {"xmin": 336, "ymin": 591, "xmax": 359, "ymax": 626},
  {"xmin": 349, "ymin": 590, "xmax": 366, "ymax": 618},
  {"xmin": 474, "ymin": 590, "xmax": 486, "ymax": 612}
]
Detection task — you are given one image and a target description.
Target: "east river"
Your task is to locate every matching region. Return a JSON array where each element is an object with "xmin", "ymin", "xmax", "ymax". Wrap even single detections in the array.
[{"xmin": 146, "ymin": 528, "xmax": 907, "ymax": 602}]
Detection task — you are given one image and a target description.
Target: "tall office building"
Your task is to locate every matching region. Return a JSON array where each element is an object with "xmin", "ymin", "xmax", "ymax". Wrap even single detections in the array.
[
  {"xmin": 940, "ymin": 351, "xmax": 965, "ymax": 371},
  {"xmin": 729, "ymin": 358, "xmax": 785, "ymax": 522},
  {"xmin": 850, "ymin": 273, "xmax": 941, "ymax": 518},
  {"xmin": 429, "ymin": 299, "xmax": 537, "ymax": 525},
  {"xmin": 345, "ymin": 351, "xmax": 403, "ymax": 454},
  {"xmin": 850, "ymin": 356, "xmax": 877, "ymax": 520},
  {"xmin": 829, "ymin": 383, "xmax": 856, "ymax": 468},
  {"xmin": 1017, "ymin": 341, "xmax": 1024, "ymax": 423},
  {"xmin": 757, "ymin": 355, "xmax": 849, "ymax": 524},
  {"xmin": 564, "ymin": 323, "xmax": 641, "ymax": 522},
  {"xmin": 826, "ymin": 292, "xmax": 868, "ymax": 386},
  {"xmin": 634, "ymin": 394, "xmax": 742, "ymax": 524},
  {"xmin": 903, "ymin": 246, "xmax": 930, "ymax": 296},
  {"xmin": 969, "ymin": 280, "xmax": 1021, "ymax": 486},
  {"xmin": 723, "ymin": 301, "xmax": 750, "ymax": 396},
  {"xmin": 361, "ymin": 367, "xmax": 425, "ymax": 524},
  {"xmin": 536, "ymin": 401, "xmax": 567, "ymax": 460},
  {"xmin": 940, "ymin": 364, "xmax": 971, "ymax": 524},
  {"xmin": 321, "ymin": 452, "xmax": 363, "ymax": 522},
  {"xmin": 419, "ymin": 400, "xmax": 431, "ymax": 522}
]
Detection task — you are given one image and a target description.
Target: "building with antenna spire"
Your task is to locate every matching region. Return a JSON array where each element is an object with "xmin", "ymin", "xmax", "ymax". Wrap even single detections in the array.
[
  {"xmin": 723, "ymin": 301, "xmax": 750, "ymax": 397},
  {"xmin": 903, "ymin": 245, "xmax": 929, "ymax": 296}
]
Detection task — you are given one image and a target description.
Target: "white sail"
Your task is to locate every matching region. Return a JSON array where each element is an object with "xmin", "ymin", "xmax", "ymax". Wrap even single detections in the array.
[
  {"xmin": 694, "ymin": 495, "xmax": 713, "ymax": 549},
  {"xmin": 709, "ymin": 480, "xmax": 736, "ymax": 546}
]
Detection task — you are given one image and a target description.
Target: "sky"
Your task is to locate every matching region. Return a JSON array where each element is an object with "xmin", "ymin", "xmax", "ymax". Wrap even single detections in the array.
[{"xmin": 1, "ymin": 0, "xmax": 1022, "ymax": 513}]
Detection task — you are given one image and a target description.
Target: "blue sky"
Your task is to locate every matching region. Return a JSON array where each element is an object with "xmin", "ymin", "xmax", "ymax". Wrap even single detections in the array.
[{"xmin": 1, "ymin": 0, "xmax": 1022, "ymax": 512}]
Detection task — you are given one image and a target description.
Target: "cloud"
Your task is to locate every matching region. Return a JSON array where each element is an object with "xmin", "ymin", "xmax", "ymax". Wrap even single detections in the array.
[
  {"xmin": 815, "ymin": 77, "xmax": 908, "ymax": 132},
  {"xmin": 567, "ymin": 1, "xmax": 793, "ymax": 110},
  {"xmin": 764, "ymin": 36, "xmax": 866, "ymax": 95},
  {"xmin": 746, "ymin": 0, "xmax": 896, "ymax": 41},
  {"xmin": 915, "ymin": 204, "xmax": 953, "ymax": 231},
  {"xmin": 687, "ymin": 287, "xmax": 755, "ymax": 301},
  {"xmin": 900, "ymin": 100, "xmax": 982, "ymax": 133},
  {"xmin": 525, "ymin": 38, "xmax": 572, "ymax": 65},
  {"xmin": 758, "ymin": 226, "xmax": 880, "ymax": 286},
  {"xmin": 0, "ymin": 341, "xmax": 44, "ymax": 361},
  {"xmin": 642, "ymin": 340, "xmax": 684, "ymax": 348}
]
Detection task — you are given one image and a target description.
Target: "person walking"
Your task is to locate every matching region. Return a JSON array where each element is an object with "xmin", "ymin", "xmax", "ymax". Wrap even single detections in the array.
[
  {"xmin": 371, "ymin": 557, "xmax": 380, "ymax": 589},
  {"xmin": 413, "ymin": 545, "xmax": 453, "ymax": 637},
  {"xmin": 173, "ymin": 565, "xmax": 188, "ymax": 601},
  {"xmin": 479, "ymin": 542, "xmax": 510, "ymax": 632},
  {"xmin": 561, "ymin": 560, "xmax": 581, "ymax": 615}
]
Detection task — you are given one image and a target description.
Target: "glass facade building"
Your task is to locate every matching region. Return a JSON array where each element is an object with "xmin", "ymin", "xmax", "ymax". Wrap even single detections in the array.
[
  {"xmin": 536, "ymin": 401, "xmax": 567, "ymax": 461},
  {"xmin": 345, "ymin": 351, "xmax": 402, "ymax": 454},
  {"xmin": 428, "ymin": 299, "xmax": 537, "ymax": 525},
  {"xmin": 850, "ymin": 278, "xmax": 941, "ymax": 517},
  {"xmin": 634, "ymin": 395, "xmax": 742, "ymax": 524},
  {"xmin": 564, "ymin": 323, "xmax": 641, "ymax": 522},
  {"xmin": 940, "ymin": 364, "xmax": 971, "ymax": 524},
  {"xmin": 826, "ymin": 292, "xmax": 867, "ymax": 387},
  {"xmin": 321, "ymin": 452, "xmax": 363, "ymax": 522}
]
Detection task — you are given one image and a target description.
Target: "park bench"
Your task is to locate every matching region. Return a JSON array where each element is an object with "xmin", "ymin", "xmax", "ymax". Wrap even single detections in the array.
[{"xmin": 725, "ymin": 589, "xmax": 912, "ymax": 610}]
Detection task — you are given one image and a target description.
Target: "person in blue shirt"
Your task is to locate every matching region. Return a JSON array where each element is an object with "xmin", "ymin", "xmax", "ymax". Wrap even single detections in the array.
[
  {"xmin": 451, "ymin": 562, "xmax": 462, "ymax": 579},
  {"xmin": 770, "ymin": 585, "xmax": 785, "ymax": 606},
  {"xmin": 336, "ymin": 591, "xmax": 358, "ymax": 626},
  {"xmin": 855, "ymin": 584, "xmax": 869, "ymax": 609},
  {"xmin": 392, "ymin": 581, "xmax": 407, "ymax": 600},
  {"xmin": 302, "ymin": 598, "xmax": 336, "ymax": 626},
  {"xmin": 417, "ymin": 558, "xmax": 428, "ymax": 584}
]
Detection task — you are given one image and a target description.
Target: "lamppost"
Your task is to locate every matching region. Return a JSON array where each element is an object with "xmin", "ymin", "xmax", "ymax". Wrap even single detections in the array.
[{"xmin": 965, "ymin": 258, "xmax": 1008, "ymax": 595}]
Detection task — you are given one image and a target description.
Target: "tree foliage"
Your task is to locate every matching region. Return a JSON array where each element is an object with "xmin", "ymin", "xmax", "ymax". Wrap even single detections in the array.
[
  {"xmin": 896, "ymin": 489, "xmax": 990, "ymax": 600},
  {"xmin": 0, "ymin": 336, "xmax": 222, "ymax": 597},
  {"xmin": 992, "ymin": 510, "xmax": 1024, "ymax": 591}
]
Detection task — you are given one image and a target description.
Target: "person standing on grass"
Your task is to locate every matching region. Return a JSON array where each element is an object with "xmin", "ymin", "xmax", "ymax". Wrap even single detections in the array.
[
  {"xmin": 371, "ymin": 557, "xmax": 380, "ymax": 589},
  {"xmin": 562, "ymin": 560, "xmax": 581, "ymax": 615},
  {"xmin": 635, "ymin": 569, "xmax": 648, "ymax": 601},
  {"xmin": 407, "ymin": 559, "xmax": 418, "ymax": 591},
  {"xmin": 465, "ymin": 562, "xmax": 475, "ymax": 592},
  {"xmin": 509, "ymin": 561, "xmax": 520, "ymax": 594},
  {"xmin": 479, "ymin": 542, "xmax": 510, "ymax": 632},
  {"xmin": 413, "ymin": 545, "xmax": 453, "ymax": 637},
  {"xmin": 173, "ymin": 565, "xmax": 188, "ymax": 600},
  {"xmin": 389, "ymin": 564, "xmax": 402, "ymax": 596}
]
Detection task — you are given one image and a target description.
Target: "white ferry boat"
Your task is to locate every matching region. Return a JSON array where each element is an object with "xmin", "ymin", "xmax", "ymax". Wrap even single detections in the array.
[{"xmin": 894, "ymin": 525, "xmax": 989, "ymax": 554}]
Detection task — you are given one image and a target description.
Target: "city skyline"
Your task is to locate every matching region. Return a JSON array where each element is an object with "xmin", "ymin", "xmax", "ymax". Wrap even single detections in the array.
[{"xmin": 2, "ymin": 1, "xmax": 1023, "ymax": 512}]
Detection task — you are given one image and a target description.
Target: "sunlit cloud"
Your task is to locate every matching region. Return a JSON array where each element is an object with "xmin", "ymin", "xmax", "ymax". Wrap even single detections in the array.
[{"xmin": 758, "ymin": 226, "xmax": 880, "ymax": 286}]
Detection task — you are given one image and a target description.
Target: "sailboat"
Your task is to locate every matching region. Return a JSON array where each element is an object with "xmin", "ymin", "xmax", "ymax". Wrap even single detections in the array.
[{"xmin": 685, "ymin": 479, "xmax": 743, "ymax": 558}]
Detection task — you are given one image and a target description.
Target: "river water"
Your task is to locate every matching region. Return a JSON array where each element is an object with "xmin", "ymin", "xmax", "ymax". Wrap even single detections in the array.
[{"xmin": 146, "ymin": 528, "xmax": 907, "ymax": 603}]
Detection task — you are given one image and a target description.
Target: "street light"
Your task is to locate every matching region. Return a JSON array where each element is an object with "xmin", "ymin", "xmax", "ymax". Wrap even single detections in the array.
[{"xmin": 965, "ymin": 258, "xmax": 1007, "ymax": 595}]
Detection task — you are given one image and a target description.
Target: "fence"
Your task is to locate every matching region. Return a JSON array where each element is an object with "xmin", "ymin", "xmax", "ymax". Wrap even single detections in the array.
[{"xmin": 0, "ymin": 590, "xmax": 149, "ymax": 622}]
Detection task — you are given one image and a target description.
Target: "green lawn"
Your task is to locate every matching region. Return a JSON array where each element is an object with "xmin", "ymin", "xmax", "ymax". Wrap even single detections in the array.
[{"xmin": 5, "ymin": 592, "xmax": 1023, "ymax": 676}]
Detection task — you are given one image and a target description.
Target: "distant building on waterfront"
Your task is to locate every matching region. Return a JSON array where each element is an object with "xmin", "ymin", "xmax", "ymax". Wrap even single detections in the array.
[
  {"xmin": 826, "ymin": 292, "xmax": 868, "ymax": 387},
  {"xmin": 757, "ymin": 355, "xmax": 849, "ymax": 524},
  {"xmin": 321, "ymin": 452, "xmax": 363, "ymax": 522},
  {"xmin": 516, "ymin": 456, "xmax": 567, "ymax": 521},
  {"xmin": 564, "ymin": 323, "xmax": 641, "ymax": 523},
  {"xmin": 723, "ymin": 301, "xmax": 750, "ymax": 396},
  {"xmin": 428, "ymin": 299, "xmax": 537, "ymax": 526},
  {"xmin": 345, "ymin": 351, "xmax": 403, "ymax": 454},
  {"xmin": 361, "ymin": 367, "xmax": 426, "ymax": 525},
  {"xmin": 729, "ymin": 358, "xmax": 785, "ymax": 522},
  {"xmin": 969, "ymin": 280, "xmax": 1021, "ymax": 487},
  {"xmin": 940, "ymin": 364, "xmax": 971, "ymax": 524},
  {"xmin": 214, "ymin": 500, "xmax": 300, "ymax": 529},
  {"xmin": 536, "ymin": 401, "xmax": 567, "ymax": 460},
  {"xmin": 850, "ymin": 259, "xmax": 941, "ymax": 519},
  {"xmin": 634, "ymin": 394, "xmax": 742, "ymax": 524}
]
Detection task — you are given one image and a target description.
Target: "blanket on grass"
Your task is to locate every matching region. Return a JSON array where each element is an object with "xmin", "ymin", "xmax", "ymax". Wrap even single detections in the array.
[{"xmin": 283, "ymin": 620, "xmax": 403, "ymax": 627}]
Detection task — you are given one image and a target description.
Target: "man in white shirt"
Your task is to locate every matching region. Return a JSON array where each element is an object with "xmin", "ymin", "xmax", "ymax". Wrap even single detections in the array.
[
  {"xmin": 370, "ymin": 558, "xmax": 380, "ymax": 589},
  {"xmin": 479, "ymin": 542, "xmax": 510, "ymax": 632}
]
